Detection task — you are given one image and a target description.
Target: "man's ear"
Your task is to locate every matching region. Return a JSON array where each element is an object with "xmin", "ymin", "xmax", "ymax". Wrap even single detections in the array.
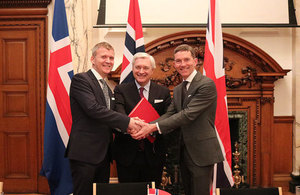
[
  {"xmin": 90, "ymin": 55, "xmax": 95, "ymax": 65},
  {"xmin": 193, "ymin": 57, "xmax": 198, "ymax": 65}
]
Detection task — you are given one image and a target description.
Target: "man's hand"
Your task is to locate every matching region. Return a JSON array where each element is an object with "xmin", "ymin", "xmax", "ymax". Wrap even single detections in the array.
[
  {"xmin": 128, "ymin": 117, "xmax": 146, "ymax": 134},
  {"xmin": 131, "ymin": 123, "xmax": 158, "ymax": 140}
]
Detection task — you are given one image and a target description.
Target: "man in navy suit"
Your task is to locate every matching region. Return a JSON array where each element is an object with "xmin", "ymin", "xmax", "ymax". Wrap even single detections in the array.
[
  {"xmin": 65, "ymin": 42, "xmax": 142, "ymax": 195},
  {"xmin": 132, "ymin": 45, "xmax": 224, "ymax": 195},
  {"xmin": 113, "ymin": 52, "xmax": 171, "ymax": 185}
]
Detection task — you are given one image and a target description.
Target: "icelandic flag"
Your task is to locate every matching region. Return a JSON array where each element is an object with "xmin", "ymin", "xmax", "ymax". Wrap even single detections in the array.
[
  {"xmin": 203, "ymin": 0, "xmax": 234, "ymax": 193},
  {"xmin": 120, "ymin": 0, "xmax": 145, "ymax": 84},
  {"xmin": 40, "ymin": 0, "xmax": 74, "ymax": 194}
]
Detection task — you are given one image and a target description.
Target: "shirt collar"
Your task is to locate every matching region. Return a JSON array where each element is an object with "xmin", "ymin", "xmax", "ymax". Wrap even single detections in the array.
[
  {"xmin": 184, "ymin": 70, "xmax": 197, "ymax": 83},
  {"xmin": 91, "ymin": 68, "xmax": 105, "ymax": 81},
  {"xmin": 135, "ymin": 80, "xmax": 151, "ymax": 92}
]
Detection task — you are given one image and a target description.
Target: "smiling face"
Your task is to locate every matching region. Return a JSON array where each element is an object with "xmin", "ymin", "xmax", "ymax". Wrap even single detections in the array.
[
  {"xmin": 174, "ymin": 51, "xmax": 198, "ymax": 80},
  {"xmin": 91, "ymin": 47, "xmax": 114, "ymax": 78},
  {"xmin": 132, "ymin": 57, "xmax": 154, "ymax": 87},
  {"xmin": 174, "ymin": 50, "xmax": 197, "ymax": 80}
]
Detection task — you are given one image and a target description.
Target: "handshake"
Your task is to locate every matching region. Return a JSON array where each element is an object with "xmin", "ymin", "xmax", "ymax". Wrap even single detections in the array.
[{"xmin": 127, "ymin": 117, "xmax": 158, "ymax": 140}]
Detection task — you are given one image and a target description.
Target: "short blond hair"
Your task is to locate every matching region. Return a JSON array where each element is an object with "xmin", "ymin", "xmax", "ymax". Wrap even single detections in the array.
[{"xmin": 91, "ymin": 42, "xmax": 114, "ymax": 57}]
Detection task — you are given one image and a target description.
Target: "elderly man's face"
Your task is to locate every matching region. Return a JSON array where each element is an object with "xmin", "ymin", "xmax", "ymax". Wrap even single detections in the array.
[{"xmin": 132, "ymin": 57, "xmax": 154, "ymax": 87}]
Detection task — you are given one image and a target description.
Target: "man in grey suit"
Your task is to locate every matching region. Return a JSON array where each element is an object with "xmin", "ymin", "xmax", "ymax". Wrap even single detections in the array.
[{"xmin": 131, "ymin": 44, "xmax": 224, "ymax": 195}]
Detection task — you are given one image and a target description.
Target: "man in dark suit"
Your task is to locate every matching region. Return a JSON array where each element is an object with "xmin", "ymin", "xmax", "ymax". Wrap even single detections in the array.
[
  {"xmin": 113, "ymin": 52, "xmax": 171, "ymax": 185},
  {"xmin": 65, "ymin": 42, "xmax": 142, "ymax": 195},
  {"xmin": 132, "ymin": 44, "xmax": 224, "ymax": 195}
]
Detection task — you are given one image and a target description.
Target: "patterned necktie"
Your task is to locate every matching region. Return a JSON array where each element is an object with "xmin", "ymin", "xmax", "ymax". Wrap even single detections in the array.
[
  {"xmin": 139, "ymin": 87, "xmax": 144, "ymax": 98},
  {"xmin": 182, "ymin": 81, "xmax": 188, "ymax": 106},
  {"xmin": 100, "ymin": 79, "xmax": 110, "ymax": 108}
]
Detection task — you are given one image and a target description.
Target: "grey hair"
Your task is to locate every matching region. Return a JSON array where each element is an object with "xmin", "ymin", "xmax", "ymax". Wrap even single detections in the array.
[{"xmin": 132, "ymin": 52, "xmax": 156, "ymax": 69}]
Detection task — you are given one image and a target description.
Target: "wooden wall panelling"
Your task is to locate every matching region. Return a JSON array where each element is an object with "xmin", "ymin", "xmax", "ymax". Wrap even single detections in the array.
[
  {"xmin": 0, "ymin": 8, "xmax": 48, "ymax": 193},
  {"xmin": 272, "ymin": 116, "xmax": 294, "ymax": 191}
]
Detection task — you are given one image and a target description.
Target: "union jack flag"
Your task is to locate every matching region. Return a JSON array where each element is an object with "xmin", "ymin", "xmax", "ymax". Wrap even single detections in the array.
[
  {"xmin": 120, "ymin": 0, "xmax": 145, "ymax": 84},
  {"xmin": 203, "ymin": 0, "xmax": 234, "ymax": 193},
  {"xmin": 40, "ymin": 0, "xmax": 73, "ymax": 194}
]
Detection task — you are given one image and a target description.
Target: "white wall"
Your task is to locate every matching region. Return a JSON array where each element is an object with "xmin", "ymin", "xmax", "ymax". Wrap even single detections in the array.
[{"xmin": 104, "ymin": 0, "xmax": 289, "ymax": 24}]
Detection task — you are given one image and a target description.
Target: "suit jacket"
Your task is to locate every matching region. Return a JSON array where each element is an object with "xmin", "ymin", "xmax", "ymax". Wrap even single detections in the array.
[
  {"xmin": 65, "ymin": 70, "xmax": 130, "ymax": 164},
  {"xmin": 113, "ymin": 81, "xmax": 171, "ymax": 167},
  {"xmin": 157, "ymin": 72, "xmax": 224, "ymax": 166}
]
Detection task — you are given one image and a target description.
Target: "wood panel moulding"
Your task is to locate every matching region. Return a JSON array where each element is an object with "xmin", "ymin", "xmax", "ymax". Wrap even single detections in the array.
[{"xmin": 272, "ymin": 116, "xmax": 294, "ymax": 191}]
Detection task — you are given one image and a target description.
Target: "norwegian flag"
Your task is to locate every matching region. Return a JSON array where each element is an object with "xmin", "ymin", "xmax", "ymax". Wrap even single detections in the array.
[
  {"xmin": 120, "ymin": 0, "xmax": 145, "ymax": 84},
  {"xmin": 203, "ymin": 0, "xmax": 234, "ymax": 193},
  {"xmin": 40, "ymin": 0, "xmax": 73, "ymax": 194},
  {"xmin": 148, "ymin": 188, "xmax": 171, "ymax": 195}
]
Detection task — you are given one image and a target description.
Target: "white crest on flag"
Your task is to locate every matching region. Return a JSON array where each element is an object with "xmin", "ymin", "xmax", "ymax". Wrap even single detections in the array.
[
  {"xmin": 50, "ymin": 36, "xmax": 70, "ymax": 53},
  {"xmin": 120, "ymin": 46, "xmax": 134, "ymax": 83},
  {"xmin": 46, "ymin": 87, "xmax": 69, "ymax": 147},
  {"xmin": 214, "ymin": 0, "xmax": 224, "ymax": 79},
  {"xmin": 126, "ymin": 23, "xmax": 136, "ymax": 40},
  {"xmin": 136, "ymin": 37, "xmax": 145, "ymax": 48},
  {"xmin": 58, "ymin": 62, "xmax": 73, "ymax": 95},
  {"xmin": 120, "ymin": 63, "xmax": 133, "ymax": 83},
  {"xmin": 215, "ymin": 126, "xmax": 234, "ymax": 186}
]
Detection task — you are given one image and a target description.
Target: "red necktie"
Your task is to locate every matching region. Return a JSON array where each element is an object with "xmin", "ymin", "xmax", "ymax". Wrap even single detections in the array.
[
  {"xmin": 138, "ymin": 87, "xmax": 145, "ymax": 151},
  {"xmin": 139, "ymin": 87, "xmax": 144, "ymax": 98},
  {"xmin": 138, "ymin": 87, "xmax": 156, "ymax": 144}
]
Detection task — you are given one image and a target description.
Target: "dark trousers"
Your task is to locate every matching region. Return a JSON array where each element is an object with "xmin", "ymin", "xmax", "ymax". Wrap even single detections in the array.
[
  {"xmin": 116, "ymin": 151, "xmax": 163, "ymax": 185},
  {"xmin": 69, "ymin": 156, "xmax": 110, "ymax": 195},
  {"xmin": 180, "ymin": 145, "xmax": 214, "ymax": 195}
]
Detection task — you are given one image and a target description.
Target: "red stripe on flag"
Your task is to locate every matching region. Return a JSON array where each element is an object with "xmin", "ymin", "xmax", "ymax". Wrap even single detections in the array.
[
  {"xmin": 128, "ymin": 0, "xmax": 143, "ymax": 40},
  {"xmin": 203, "ymin": 43, "xmax": 216, "ymax": 80},
  {"xmin": 50, "ymin": 45, "xmax": 72, "ymax": 68},
  {"xmin": 210, "ymin": 0, "xmax": 216, "ymax": 45},
  {"xmin": 215, "ymin": 76, "xmax": 232, "ymax": 166},
  {"xmin": 48, "ymin": 48, "xmax": 72, "ymax": 135},
  {"xmin": 121, "ymin": 55, "xmax": 130, "ymax": 72}
]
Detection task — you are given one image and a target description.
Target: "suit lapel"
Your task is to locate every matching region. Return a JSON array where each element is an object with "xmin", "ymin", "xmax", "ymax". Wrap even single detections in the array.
[
  {"xmin": 173, "ymin": 84, "xmax": 184, "ymax": 110},
  {"xmin": 148, "ymin": 81, "xmax": 155, "ymax": 105},
  {"xmin": 182, "ymin": 72, "xmax": 202, "ymax": 107},
  {"xmin": 131, "ymin": 82, "xmax": 141, "ymax": 104},
  {"xmin": 87, "ymin": 70, "xmax": 107, "ymax": 106},
  {"xmin": 187, "ymin": 72, "xmax": 202, "ymax": 94}
]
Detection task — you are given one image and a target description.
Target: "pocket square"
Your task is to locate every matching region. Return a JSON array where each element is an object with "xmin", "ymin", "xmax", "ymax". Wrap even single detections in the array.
[
  {"xmin": 111, "ymin": 97, "xmax": 115, "ymax": 100},
  {"xmin": 188, "ymin": 95, "xmax": 192, "ymax": 98},
  {"xmin": 154, "ymin": 99, "xmax": 163, "ymax": 103}
]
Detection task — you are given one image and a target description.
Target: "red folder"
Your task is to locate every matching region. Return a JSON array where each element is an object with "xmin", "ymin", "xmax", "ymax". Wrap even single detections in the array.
[
  {"xmin": 128, "ymin": 97, "xmax": 160, "ymax": 143},
  {"xmin": 128, "ymin": 97, "xmax": 160, "ymax": 123}
]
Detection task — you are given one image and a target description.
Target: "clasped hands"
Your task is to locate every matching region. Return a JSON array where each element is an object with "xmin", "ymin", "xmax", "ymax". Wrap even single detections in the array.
[{"xmin": 128, "ymin": 117, "xmax": 157, "ymax": 140}]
